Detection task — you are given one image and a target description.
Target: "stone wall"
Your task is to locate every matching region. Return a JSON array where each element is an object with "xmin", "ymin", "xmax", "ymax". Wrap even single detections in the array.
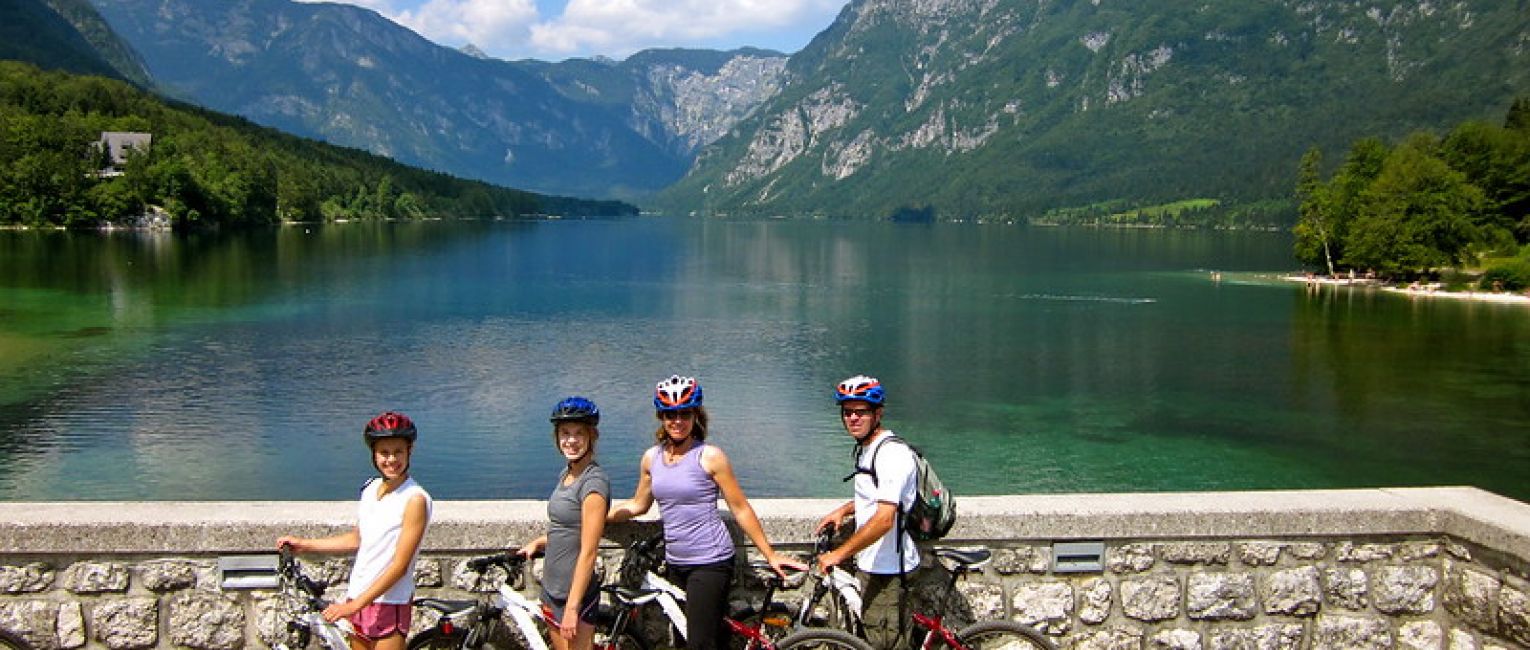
[{"xmin": 1, "ymin": 488, "xmax": 1527, "ymax": 650}]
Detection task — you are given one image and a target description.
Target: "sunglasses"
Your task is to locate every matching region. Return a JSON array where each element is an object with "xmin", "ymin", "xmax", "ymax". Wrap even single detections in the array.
[
  {"xmin": 841, "ymin": 407, "xmax": 876, "ymax": 418},
  {"xmin": 659, "ymin": 410, "xmax": 696, "ymax": 421}
]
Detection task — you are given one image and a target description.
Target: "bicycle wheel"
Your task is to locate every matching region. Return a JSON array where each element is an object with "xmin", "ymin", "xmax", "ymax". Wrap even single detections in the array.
[
  {"xmin": 407, "ymin": 627, "xmax": 468, "ymax": 650},
  {"xmin": 947, "ymin": 621, "xmax": 1056, "ymax": 650},
  {"xmin": 775, "ymin": 628, "xmax": 874, "ymax": 650}
]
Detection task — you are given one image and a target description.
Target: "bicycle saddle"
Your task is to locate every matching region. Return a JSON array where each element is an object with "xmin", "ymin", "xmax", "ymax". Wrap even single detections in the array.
[
  {"xmin": 414, "ymin": 598, "xmax": 480, "ymax": 615},
  {"xmin": 603, "ymin": 584, "xmax": 665, "ymax": 605},
  {"xmin": 934, "ymin": 547, "xmax": 992, "ymax": 569}
]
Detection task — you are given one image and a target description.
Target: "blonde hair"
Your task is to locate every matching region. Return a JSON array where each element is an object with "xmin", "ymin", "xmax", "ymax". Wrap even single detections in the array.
[{"xmin": 652, "ymin": 407, "xmax": 708, "ymax": 446}]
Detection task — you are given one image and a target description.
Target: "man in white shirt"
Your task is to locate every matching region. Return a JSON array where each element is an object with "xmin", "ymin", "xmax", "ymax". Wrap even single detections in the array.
[{"xmin": 816, "ymin": 375, "xmax": 924, "ymax": 650}]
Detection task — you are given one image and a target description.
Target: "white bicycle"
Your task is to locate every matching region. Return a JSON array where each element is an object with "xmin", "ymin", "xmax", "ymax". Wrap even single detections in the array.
[
  {"xmin": 408, "ymin": 550, "xmax": 566, "ymax": 650},
  {"xmin": 601, "ymin": 534, "xmax": 873, "ymax": 650},
  {"xmin": 273, "ymin": 548, "xmax": 357, "ymax": 650}
]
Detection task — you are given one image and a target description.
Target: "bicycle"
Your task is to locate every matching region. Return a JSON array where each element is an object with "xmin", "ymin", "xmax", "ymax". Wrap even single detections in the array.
[
  {"xmin": 408, "ymin": 549, "xmax": 565, "ymax": 650},
  {"xmin": 272, "ymin": 548, "xmax": 356, "ymax": 650},
  {"xmin": 778, "ymin": 532, "xmax": 1055, "ymax": 650},
  {"xmin": 601, "ymin": 534, "xmax": 873, "ymax": 650}
]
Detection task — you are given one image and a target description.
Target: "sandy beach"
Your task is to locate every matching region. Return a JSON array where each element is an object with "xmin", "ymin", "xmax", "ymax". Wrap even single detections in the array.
[{"xmin": 1282, "ymin": 274, "xmax": 1530, "ymax": 305}]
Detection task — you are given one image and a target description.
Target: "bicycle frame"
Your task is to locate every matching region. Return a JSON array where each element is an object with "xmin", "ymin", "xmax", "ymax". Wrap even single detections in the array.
[
  {"xmin": 274, "ymin": 550, "xmax": 355, "ymax": 650},
  {"xmin": 794, "ymin": 531, "xmax": 864, "ymax": 635},
  {"xmin": 420, "ymin": 551, "xmax": 565, "ymax": 650}
]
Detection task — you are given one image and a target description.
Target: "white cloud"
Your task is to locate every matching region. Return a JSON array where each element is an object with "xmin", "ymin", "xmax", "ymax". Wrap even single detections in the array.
[
  {"xmin": 530, "ymin": 0, "xmax": 845, "ymax": 58},
  {"xmin": 309, "ymin": 0, "xmax": 846, "ymax": 60},
  {"xmin": 391, "ymin": 0, "xmax": 541, "ymax": 49}
]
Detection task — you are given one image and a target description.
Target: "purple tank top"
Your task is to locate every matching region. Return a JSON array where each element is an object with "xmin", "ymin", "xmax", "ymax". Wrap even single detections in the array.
[{"xmin": 649, "ymin": 443, "xmax": 734, "ymax": 565}]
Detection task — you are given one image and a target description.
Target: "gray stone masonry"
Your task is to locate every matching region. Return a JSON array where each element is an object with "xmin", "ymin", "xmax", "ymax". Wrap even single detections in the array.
[{"xmin": 0, "ymin": 487, "xmax": 1527, "ymax": 649}]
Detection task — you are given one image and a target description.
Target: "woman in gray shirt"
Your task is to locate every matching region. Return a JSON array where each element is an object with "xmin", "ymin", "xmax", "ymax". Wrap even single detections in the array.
[{"xmin": 519, "ymin": 397, "xmax": 610, "ymax": 650}]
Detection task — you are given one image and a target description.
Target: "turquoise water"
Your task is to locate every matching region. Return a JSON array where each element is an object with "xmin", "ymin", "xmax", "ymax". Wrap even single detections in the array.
[{"xmin": 1, "ymin": 219, "xmax": 1526, "ymax": 501}]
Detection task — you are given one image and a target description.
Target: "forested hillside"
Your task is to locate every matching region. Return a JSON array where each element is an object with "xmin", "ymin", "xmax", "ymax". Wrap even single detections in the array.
[
  {"xmin": 0, "ymin": 62, "xmax": 635, "ymax": 228},
  {"xmin": 659, "ymin": 0, "xmax": 1530, "ymax": 223}
]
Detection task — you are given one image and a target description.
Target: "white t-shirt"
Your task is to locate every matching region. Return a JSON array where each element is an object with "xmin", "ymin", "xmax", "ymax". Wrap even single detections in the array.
[
  {"xmin": 347, "ymin": 477, "xmax": 433, "ymax": 604},
  {"xmin": 852, "ymin": 431, "xmax": 920, "ymax": 574}
]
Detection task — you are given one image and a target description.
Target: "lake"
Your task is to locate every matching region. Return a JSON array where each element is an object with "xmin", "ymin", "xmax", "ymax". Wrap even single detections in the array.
[{"xmin": 1, "ymin": 218, "xmax": 1526, "ymax": 502}]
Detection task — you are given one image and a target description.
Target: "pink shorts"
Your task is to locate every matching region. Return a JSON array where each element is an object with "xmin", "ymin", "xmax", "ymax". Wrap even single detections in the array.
[{"xmin": 349, "ymin": 602, "xmax": 412, "ymax": 640}]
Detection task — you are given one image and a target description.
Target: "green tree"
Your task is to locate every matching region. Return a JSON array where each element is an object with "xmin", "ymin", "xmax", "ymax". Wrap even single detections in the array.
[
  {"xmin": 1342, "ymin": 135, "xmax": 1486, "ymax": 276},
  {"xmin": 1293, "ymin": 147, "xmax": 1340, "ymax": 275}
]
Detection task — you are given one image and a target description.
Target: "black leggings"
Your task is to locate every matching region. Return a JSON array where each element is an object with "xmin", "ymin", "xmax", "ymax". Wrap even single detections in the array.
[{"xmin": 667, "ymin": 557, "xmax": 735, "ymax": 650}]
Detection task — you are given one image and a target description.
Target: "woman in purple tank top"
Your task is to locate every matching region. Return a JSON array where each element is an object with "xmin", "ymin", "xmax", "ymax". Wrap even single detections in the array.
[{"xmin": 609, "ymin": 375, "xmax": 805, "ymax": 650}]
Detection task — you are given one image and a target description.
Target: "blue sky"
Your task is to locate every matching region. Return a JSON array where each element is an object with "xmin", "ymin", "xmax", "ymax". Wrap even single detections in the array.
[{"xmin": 313, "ymin": 0, "xmax": 851, "ymax": 61}]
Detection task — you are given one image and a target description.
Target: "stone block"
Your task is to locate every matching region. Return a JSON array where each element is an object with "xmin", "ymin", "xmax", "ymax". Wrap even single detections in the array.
[
  {"xmin": 1210, "ymin": 624, "xmax": 1304, "ymax": 650},
  {"xmin": 0, "ymin": 563, "xmax": 55, "ymax": 593},
  {"xmin": 1187, "ymin": 573, "xmax": 1256, "ymax": 621},
  {"xmin": 63, "ymin": 562, "xmax": 129, "ymax": 594},
  {"xmin": 1397, "ymin": 620, "xmax": 1443, "ymax": 650},
  {"xmin": 1010, "ymin": 581, "xmax": 1073, "ymax": 634},
  {"xmin": 1107, "ymin": 544, "xmax": 1154, "ymax": 574},
  {"xmin": 1448, "ymin": 628, "xmax": 1478, "ymax": 650},
  {"xmin": 1160, "ymin": 543, "xmax": 1231, "ymax": 566},
  {"xmin": 1149, "ymin": 629, "xmax": 1201, "ymax": 649},
  {"xmin": 992, "ymin": 546, "xmax": 1049, "ymax": 575},
  {"xmin": 1078, "ymin": 577, "xmax": 1111, "ymax": 625},
  {"xmin": 56, "ymin": 602, "xmax": 84, "ymax": 650},
  {"xmin": 1287, "ymin": 543, "xmax": 1327, "ymax": 561},
  {"xmin": 0, "ymin": 599, "xmax": 59, "ymax": 650},
  {"xmin": 1323, "ymin": 567, "xmax": 1369, "ymax": 610},
  {"xmin": 1237, "ymin": 542, "xmax": 1284, "ymax": 567},
  {"xmin": 1262, "ymin": 566, "xmax": 1321, "ymax": 616},
  {"xmin": 414, "ymin": 558, "xmax": 442, "ymax": 588},
  {"xmin": 956, "ymin": 581, "xmax": 1005, "ymax": 622},
  {"xmin": 1442, "ymin": 563, "xmax": 1500, "ymax": 632},
  {"xmin": 1121, "ymin": 575, "xmax": 1179, "ymax": 622},
  {"xmin": 1374, "ymin": 565, "xmax": 1439, "ymax": 615},
  {"xmin": 1313, "ymin": 614, "xmax": 1392, "ymax": 649},
  {"xmin": 167, "ymin": 592, "xmax": 244, "ymax": 650},
  {"xmin": 1398, "ymin": 542, "xmax": 1442, "ymax": 562},
  {"xmin": 90, "ymin": 598, "xmax": 158, "ymax": 649},
  {"xmin": 138, "ymin": 559, "xmax": 199, "ymax": 592},
  {"xmin": 1072, "ymin": 627, "xmax": 1143, "ymax": 650},
  {"xmin": 1336, "ymin": 542, "xmax": 1398, "ymax": 563},
  {"xmin": 1500, "ymin": 582, "xmax": 1530, "ymax": 646}
]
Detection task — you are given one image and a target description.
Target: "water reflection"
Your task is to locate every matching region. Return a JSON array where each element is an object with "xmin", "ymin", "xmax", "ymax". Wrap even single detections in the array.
[{"xmin": 1, "ymin": 220, "xmax": 1526, "ymax": 501}]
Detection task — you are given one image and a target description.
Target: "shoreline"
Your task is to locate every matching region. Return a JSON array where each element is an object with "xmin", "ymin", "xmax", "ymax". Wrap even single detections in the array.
[{"xmin": 1281, "ymin": 274, "xmax": 1530, "ymax": 305}]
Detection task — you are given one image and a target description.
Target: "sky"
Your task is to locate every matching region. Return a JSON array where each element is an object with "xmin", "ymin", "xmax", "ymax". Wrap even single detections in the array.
[{"xmin": 309, "ymin": 0, "xmax": 852, "ymax": 62}]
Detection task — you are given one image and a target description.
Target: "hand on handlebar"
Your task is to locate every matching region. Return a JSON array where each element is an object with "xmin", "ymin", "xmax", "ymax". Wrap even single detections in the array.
[{"xmin": 766, "ymin": 552, "xmax": 809, "ymax": 580}]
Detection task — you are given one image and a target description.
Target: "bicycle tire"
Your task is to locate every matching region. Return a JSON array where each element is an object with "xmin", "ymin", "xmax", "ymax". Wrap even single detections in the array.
[
  {"xmin": 0, "ymin": 629, "xmax": 32, "ymax": 650},
  {"xmin": 407, "ymin": 627, "xmax": 469, "ymax": 650},
  {"xmin": 728, "ymin": 602, "xmax": 796, "ymax": 649},
  {"xmin": 775, "ymin": 628, "xmax": 875, "ymax": 650},
  {"xmin": 946, "ymin": 620, "xmax": 1056, "ymax": 650}
]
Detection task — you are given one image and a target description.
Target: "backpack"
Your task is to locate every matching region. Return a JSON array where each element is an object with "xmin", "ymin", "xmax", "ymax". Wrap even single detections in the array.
[{"xmin": 856, "ymin": 435, "xmax": 957, "ymax": 542}]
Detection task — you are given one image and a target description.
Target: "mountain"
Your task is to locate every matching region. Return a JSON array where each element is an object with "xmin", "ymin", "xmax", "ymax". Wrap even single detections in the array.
[
  {"xmin": 88, "ymin": 0, "xmax": 787, "ymax": 200},
  {"xmin": 657, "ymin": 0, "xmax": 1530, "ymax": 221},
  {"xmin": 0, "ymin": 0, "xmax": 149, "ymax": 85}
]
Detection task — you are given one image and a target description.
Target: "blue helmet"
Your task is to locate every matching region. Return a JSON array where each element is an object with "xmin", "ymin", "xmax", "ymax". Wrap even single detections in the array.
[
  {"xmin": 654, "ymin": 375, "xmax": 703, "ymax": 411},
  {"xmin": 550, "ymin": 396, "xmax": 600, "ymax": 424},
  {"xmin": 835, "ymin": 375, "xmax": 884, "ymax": 406}
]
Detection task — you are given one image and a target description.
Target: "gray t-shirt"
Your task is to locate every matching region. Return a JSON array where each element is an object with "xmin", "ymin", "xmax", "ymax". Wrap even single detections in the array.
[{"xmin": 543, "ymin": 463, "xmax": 610, "ymax": 599}]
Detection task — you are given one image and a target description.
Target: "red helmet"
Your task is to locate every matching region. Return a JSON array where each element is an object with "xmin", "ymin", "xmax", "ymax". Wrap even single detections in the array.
[{"xmin": 364, "ymin": 411, "xmax": 418, "ymax": 444}]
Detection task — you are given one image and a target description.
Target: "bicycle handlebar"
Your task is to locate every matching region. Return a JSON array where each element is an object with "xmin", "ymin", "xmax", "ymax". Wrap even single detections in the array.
[{"xmin": 464, "ymin": 549, "xmax": 539, "ymax": 573}]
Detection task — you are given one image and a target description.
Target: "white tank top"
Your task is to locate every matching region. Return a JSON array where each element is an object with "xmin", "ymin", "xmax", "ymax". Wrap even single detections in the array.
[{"xmin": 346, "ymin": 477, "xmax": 432, "ymax": 604}]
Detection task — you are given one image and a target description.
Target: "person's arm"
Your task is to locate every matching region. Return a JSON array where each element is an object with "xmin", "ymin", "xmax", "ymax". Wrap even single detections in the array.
[
  {"xmin": 321, "ymin": 493, "xmax": 429, "ymax": 622},
  {"xmin": 519, "ymin": 534, "xmax": 548, "ymax": 558},
  {"xmin": 818, "ymin": 501, "xmax": 895, "ymax": 570},
  {"xmin": 277, "ymin": 529, "xmax": 361, "ymax": 555},
  {"xmin": 560, "ymin": 490, "xmax": 609, "ymax": 639},
  {"xmin": 607, "ymin": 451, "xmax": 655, "ymax": 522},
  {"xmin": 704, "ymin": 446, "xmax": 808, "ymax": 577}
]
